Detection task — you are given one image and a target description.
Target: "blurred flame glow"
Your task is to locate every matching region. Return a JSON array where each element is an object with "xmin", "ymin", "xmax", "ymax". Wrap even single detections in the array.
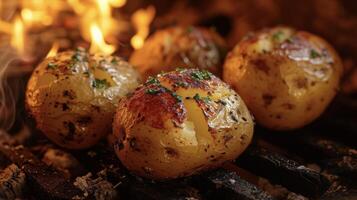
[
  {"xmin": 46, "ymin": 42, "xmax": 60, "ymax": 58},
  {"xmin": 90, "ymin": 23, "xmax": 115, "ymax": 55},
  {"xmin": 11, "ymin": 17, "xmax": 25, "ymax": 55},
  {"xmin": 109, "ymin": 0, "xmax": 127, "ymax": 8},
  {"xmin": 0, "ymin": 20, "xmax": 12, "ymax": 34},
  {"xmin": 131, "ymin": 6, "xmax": 155, "ymax": 49}
]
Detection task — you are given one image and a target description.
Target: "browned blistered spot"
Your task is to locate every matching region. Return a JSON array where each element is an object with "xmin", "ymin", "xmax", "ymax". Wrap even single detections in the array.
[
  {"xmin": 63, "ymin": 90, "xmax": 76, "ymax": 100},
  {"xmin": 64, "ymin": 122, "xmax": 76, "ymax": 141},
  {"xmin": 226, "ymin": 52, "xmax": 234, "ymax": 59},
  {"xmin": 281, "ymin": 103, "xmax": 295, "ymax": 110},
  {"xmin": 262, "ymin": 94, "xmax": 276, "ymax": 107},
  {"xmin": 294, "ymin": 77, "xmax": 308, "ymax": 89},
  {"xmin": 164, "ymin": 147, "xmax": 179, "ymax": 158},
  {"xmin": 160, "ymin": 69, "xmax": 220, "ymax": 92},
  {"xmin": 91, "ymin": 105, "xmax": 101, "ymax": 112},
  {"xmin": 62, "ymin": 103, "xmax": 70, "ymax": 111},
  {"xmin": 223, "ymin": 134, "xmax": 233, "ymax": 145},
  {"xmin": 195, "ymin": 98, "xmax": 217, "ymax": 121},
  {"xmin": 306, "ymin": 104, "xmax": 313, "ymax": 111},
  {"xmin": 129, "ymin": 137, "xmax": 140, "ymax": 152},
  {"xmin": 118, "ymin": 84, "xmax": 186, "ymax": 129},
  {"xmin": 76, "ymin": 116, "xmax": 92, "ymax": 125},
  {"xmin": 251, "ymin": 59, "xmax": 270, "ymax": 74}
]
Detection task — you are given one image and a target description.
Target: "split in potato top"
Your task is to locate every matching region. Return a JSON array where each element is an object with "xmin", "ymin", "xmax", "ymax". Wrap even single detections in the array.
[
  {"xmin": 223, "ymin": 27, "xmax": 343, "ymax": 130},
  {"xmin": 130, "ymin": 26, "xmax": 227, "ymax": 80},
  {"xmin": 113, "ymin": 68, "xmax": 254, "ymax": 180},
  {"xmin": 26, "ymin": 48, "xmax": 141, "ymax": 149}
]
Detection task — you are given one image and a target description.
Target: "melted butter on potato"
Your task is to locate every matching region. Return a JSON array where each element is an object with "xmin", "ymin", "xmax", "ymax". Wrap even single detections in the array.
[
  {"xmin": 113, "ymin": 68, "xmax": 253, "ymax": 180},
  {"xmin": 224, "ymin": 27, "xmax": 343, "ymax": 130},
  {"xmin": 26, "ymin": 48, "xmax": 141, "ymax": 149},
  {"xmin": 130, "ymin": 26, "xmax": 227, "ymax": 80}
]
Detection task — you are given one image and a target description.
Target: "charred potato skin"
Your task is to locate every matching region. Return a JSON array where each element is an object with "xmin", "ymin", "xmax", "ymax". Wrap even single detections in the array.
[
  {"xmin": 223, "ymin": 27, "xmax": 343, "ymax": 130},
  {"xmin": 130, "ymin": 26, "xmax": 227, "ymax": 80},
  {"xmin": 26, "ymin": 48, "xmax": 141, "ymax": 149},
  {"xmin": 113, "ymin": 69, "xmax": 254, "ymax": 180}
]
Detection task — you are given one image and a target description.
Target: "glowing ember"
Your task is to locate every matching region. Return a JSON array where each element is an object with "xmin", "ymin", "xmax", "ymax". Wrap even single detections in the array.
[
  {"xmin": 11, "ymin": 16, "xmax": 25, "ymax": 55},
  {"xmin": 130, "ymin": 6, "xmax": 156, "ymax": 49},
  {"xmin": 46, "ymin": 42, "xmax": 60, "ymax": 58},
  {"xmin": 90, "ymin": 23, "xmax": 116, "ymax": 55}
]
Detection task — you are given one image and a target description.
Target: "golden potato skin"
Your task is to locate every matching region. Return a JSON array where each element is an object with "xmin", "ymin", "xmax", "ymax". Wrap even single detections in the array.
[
  {"xmin": 113, "ymin": 69, "xmax": 253, "ymax": 180},
  {"xmin": 223, "ymin": 27, "xmax": 343, "ymax": 130},
  {"xmin": 26, "ymin": 48, "xmax": 141, "ymax": 149},
  {"xmin": 130, "ymin": 26, "xmax": 227, "ymax": 80}
]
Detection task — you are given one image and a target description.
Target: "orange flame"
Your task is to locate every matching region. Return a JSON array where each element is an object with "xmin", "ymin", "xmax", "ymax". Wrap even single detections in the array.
[
  {"xmin": 108, "ymin": 0, "xmax": 127, "ymax": 8},
  {"xmin": 96, "ymin": 0, "xmax": 112, "ymax": 38},
  {"xmin": 0, "ymin": 20, "xmax": 12, "ymax": 34},
  {"xmin": 89, "ymin": 23, "xmax": 116, "ymax": 55},
  {"xmin": 20, "ymin": 0, "xmax": 61, "ymax": 27},
  {"xmin": 46, "ymin": 42, "xmax": 60, "ymax": 58},
  {"xmin": 11, "ymin": 16, "xmax": 25, "ymax": 55},
  {"xmin": 130, "ymin": 6, "xmax": 156, "ymax": 49}
]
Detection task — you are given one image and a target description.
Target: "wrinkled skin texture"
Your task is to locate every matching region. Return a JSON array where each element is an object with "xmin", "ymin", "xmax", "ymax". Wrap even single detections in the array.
[
  {"xmin": 113, "ymin": 69, "xmax": 254, "ymax": 180},
  {"xmin": 223, "ymin": 27, "xmax": 343, "ymax": 130},
  {"xmin": 26, "ymin": 48, "xmax": 141, "ymax": 149},
  {"xmin": 130, "ymin": 26, "xmax": 227, "ymax": 80}
]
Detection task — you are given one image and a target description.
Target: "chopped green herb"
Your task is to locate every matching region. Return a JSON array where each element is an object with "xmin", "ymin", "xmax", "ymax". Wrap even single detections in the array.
[
  {"xmin": 146, "ymin": 76, "xmax": 160, "ymax": 85},
  {"xmin": 175, "ymin": 67, "xmax": 186, "ymax": 72},
  {"xmin": 174, "ymin": 81, "xmax": 188, "ymax": 87},
  {"xmin": 75, "ymin": 47, "xmax": 85, "ymax": 52},
  {"xmin": 111, "ymin": 58, "xmax": 118, "ymax": 64},
  {"xmin": 83, "ymin": 71, "xmax": 90, "ymax": 77},
  {"xmin": 286, "ymin": 37, "xmax": 294, "ymax": 43},
  {"xmin": 193, "ymin": 93, "xmax": 200, "ymax": 101},
  {"xmin": 202, "ymin": 96, "xmax": 212, "ymax": 103},
  {"xmin": 218, "ymin": 100, "xmax": 227, "ymax": 106},
  {"xmin": 99, "ymin": 59, "xmax": 107, "ymax": 65},
  {"xmin": 191, "ymin": 70, "xmax": 212, "ymax": 81},
  {"xmin": 69, "ymin": 61, "xmax": 76, "ymax": 68},
  {"xmin": 146, "ymin": 88, "xmax": 161, "ymax": 95},
  {"xmin": 171, "ymin": 92, "xmax": 182, "ymax": 102},
  {"xmin": 193, "ymin": 93, "xmax": 211, "ymax": 103},
  {"xmin": 47, "ymin": 62, "xmax": 57, "ymax": 69},
  {"xmin": 272, "ymin": 31, "xmax": 284, "ymax": 41},
  {"xmin": 92, "ymin": 79, "xmax": 110, "ymax": 89},
  {"xmin": 310, "ymin": 49, "xmax": 321, "ymax": 59},
  {"xmin": 159, "ymin": 71, "xmax": 167, "ymax": 75},
  {"xmin": 71, "ymin": 53, "xmax": 81, "ymax": 61},
  {"xmin": 187, "ymin": 26, "xmax": 194, "ymax": 33}
]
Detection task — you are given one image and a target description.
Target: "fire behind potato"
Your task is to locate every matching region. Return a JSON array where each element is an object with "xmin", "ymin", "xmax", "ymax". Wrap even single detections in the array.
[
  {"xmin": 113, "ymin": 68, "xmax": 254, "ymax": 180},
  {"xmin": 130, "ymin": 26, "xmax": 227, "ymax": 80},
  {"xmin": 223, "ymin": 27, "xmax": 343, "ymax": 130},
  {"xmin": 26, "ymin": 48, "xmax": 141, "ymax": 149}
]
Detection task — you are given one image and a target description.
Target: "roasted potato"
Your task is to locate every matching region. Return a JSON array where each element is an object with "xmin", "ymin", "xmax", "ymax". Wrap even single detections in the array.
[
  {"xmin": 26, "ymin": 48, "xmax": 141, "ymax": 149},
  {"xmin": 130, "ymin": 26, "xmax": 227, "ymax": 80},
  {"xmin": 223, "ymin": 27, "xmax": 343, "ymax": 130},
  {"xmin": 113, "ymin": 68, "xmax": 254, "ymax": 180}
]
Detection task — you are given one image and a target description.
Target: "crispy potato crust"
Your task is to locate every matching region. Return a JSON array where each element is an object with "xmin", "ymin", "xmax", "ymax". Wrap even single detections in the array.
[
  {"xmin": 113, "ymin": 68, "xmax": 254, "ymax": 180},
  {"xmin": 130, "ymin": 26, "xmax": 227, "ymax": 80},
  {"xmin": 223, "ymin": 27, "xmax": 343, "ymax": 130},
  {"xmin": 26, "ymin": 48, "xmax": 141, "ymax": 149}
]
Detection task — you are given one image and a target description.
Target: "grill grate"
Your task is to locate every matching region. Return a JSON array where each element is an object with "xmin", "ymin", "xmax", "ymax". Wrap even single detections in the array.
[{"xmin": 0, "ymin": 114, "xmax": 356, "ymax": 200}]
